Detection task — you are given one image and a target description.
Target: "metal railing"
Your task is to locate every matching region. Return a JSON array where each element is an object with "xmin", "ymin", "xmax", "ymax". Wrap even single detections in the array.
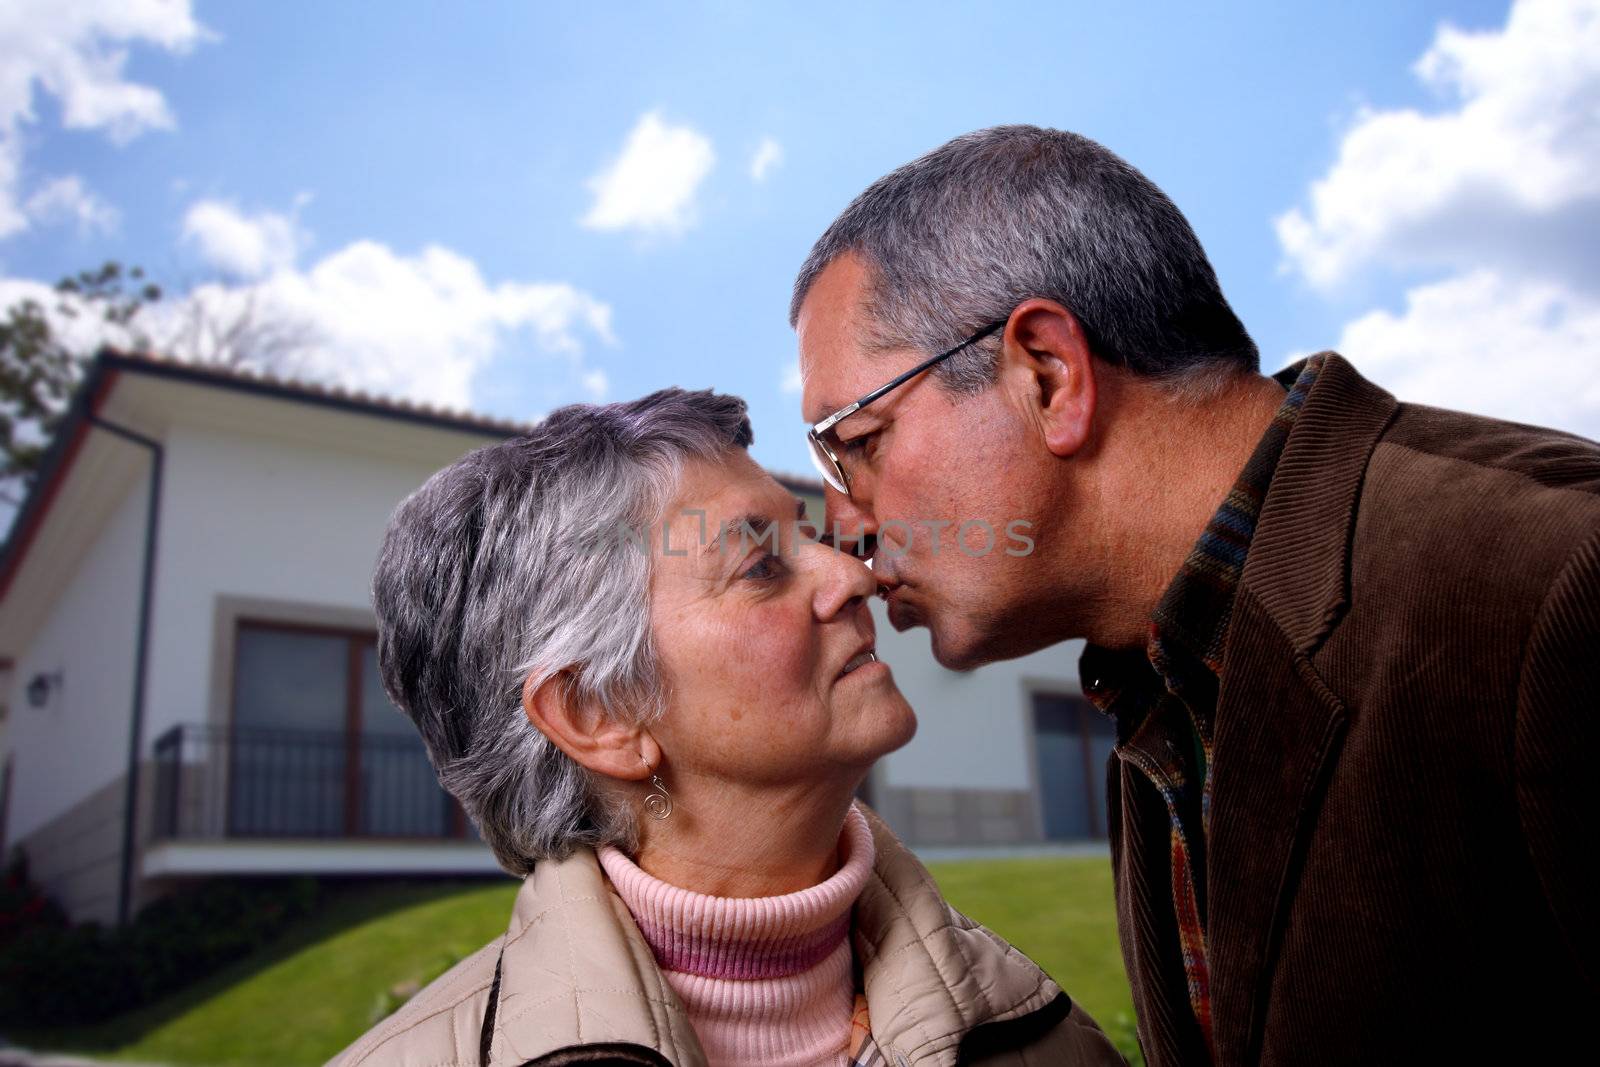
[{"xmin": 152, "ymin": 723, "xmax": 469, "ymax": 841}]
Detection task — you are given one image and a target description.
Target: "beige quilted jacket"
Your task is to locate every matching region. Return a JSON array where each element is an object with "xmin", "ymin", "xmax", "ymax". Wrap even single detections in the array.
[{"xmin": 328, "ymin": 808, "xmax": 1124, "ymax": 1066}]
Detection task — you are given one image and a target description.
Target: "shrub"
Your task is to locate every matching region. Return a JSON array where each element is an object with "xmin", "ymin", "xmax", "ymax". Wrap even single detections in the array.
[
  {"xmin": 0, "ymin": 856, "xmax": 320, "ymax": 1026},
  {"xmin": 0, "ymin": 852, "xmax": 66, "ymax": 949}
]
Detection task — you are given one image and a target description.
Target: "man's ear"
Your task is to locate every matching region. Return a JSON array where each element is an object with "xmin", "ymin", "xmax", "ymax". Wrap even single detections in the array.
[
  {"xmin": 522, "ymin": 671, "xmax": 655, "ymax": 782},
  {"xmin": 1001, "ymin": 298, "xmax": 1097, "ymax": 459}
]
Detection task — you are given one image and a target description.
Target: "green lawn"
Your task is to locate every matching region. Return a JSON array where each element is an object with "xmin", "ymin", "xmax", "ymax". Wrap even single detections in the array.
[
  {"xmin": 16, "ymin": 857, "xmax": 1135, "ymax": 1066},
  {"xmin": 927, "ymin": 856, "xmax": 1138, "ymax": 1055}
]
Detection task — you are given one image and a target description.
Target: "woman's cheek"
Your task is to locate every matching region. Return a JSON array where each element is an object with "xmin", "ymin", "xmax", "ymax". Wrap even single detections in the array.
[
  {"xmin": 736, "ymin": 603, "xmax": 816, "ymax": 705},
  {"xmin": 779, "ymin": 598, "xmax": 821, "ymax": 671}
]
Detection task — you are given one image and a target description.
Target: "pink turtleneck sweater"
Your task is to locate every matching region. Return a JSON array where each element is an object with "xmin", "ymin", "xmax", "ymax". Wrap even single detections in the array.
[{"xmin": 597, "ymin": 804, "xmax": 875, "ymax": 1067}]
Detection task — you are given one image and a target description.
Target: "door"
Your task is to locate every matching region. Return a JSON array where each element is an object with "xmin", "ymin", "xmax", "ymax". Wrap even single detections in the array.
[
  {"xmin": 228, "ymin": 621, "xmax": 461, "ymax": 838},
  {"xmin": 229, "ymin": 625, "xmax": 349, "ymax": 835},
  {"xmin": 1033, "ymin": 693, "xmax": 1115, "ymax": 840}
]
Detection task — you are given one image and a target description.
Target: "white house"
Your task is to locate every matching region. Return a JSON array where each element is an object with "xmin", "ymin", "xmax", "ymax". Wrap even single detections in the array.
[{"xmin": 0, "ymin": 351, "xmax": 1103, "ymax": 926}]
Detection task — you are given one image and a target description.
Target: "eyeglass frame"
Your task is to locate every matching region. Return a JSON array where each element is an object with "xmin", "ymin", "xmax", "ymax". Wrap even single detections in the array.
[{"xmin": 806, "ymin": 318, "xmax": 1007, "ymax": 496}]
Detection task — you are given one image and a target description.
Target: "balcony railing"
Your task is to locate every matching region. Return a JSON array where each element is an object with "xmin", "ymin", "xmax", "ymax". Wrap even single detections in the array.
[{"xmin": 152, "ymin": 723, "xmax": 470, "ymax": 841}]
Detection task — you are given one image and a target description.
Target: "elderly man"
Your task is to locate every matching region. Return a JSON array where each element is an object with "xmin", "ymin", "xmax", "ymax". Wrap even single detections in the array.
[{"xmin": 792, "ymin": 125, "xmax": 1598, "ymax": 1065}]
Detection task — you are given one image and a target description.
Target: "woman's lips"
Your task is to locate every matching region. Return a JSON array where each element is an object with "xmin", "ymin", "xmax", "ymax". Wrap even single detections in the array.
[{"xmin": 838, "ymin": 649, "xmax": 878, "ymax": 678}]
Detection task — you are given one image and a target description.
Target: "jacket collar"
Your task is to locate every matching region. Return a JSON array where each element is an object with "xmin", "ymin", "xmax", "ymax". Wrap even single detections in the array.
[
  {"xmin": 485, "ymin": 844, "xmax": 705, "ymax": 1066},
  {"xmin": 852, "ymin": 807, "xmax": 1063, "ymax": 1066},
  {"xmin": 1244, "ymin": 351, "xmax": 1398, "ymax": 654},
  {"xmin": 1201, "ymin": 352, "xmax": 1398, "ymax": 1064},
  {"xmin": 486, "ymin": 806, "xmax": 1062, "ymax": 1066}
]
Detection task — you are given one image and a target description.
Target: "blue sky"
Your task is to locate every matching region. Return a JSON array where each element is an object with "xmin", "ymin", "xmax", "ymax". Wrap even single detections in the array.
[{"xmin": 4, "ymin": 0, "xmax": 1596, "ymax": 480}]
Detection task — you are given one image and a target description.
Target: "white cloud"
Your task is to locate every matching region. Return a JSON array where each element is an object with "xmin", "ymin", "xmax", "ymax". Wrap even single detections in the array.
[
  {"xmin": 0, "ymin": 0, "xmax": 207, "ymax": 239},
  {"xmin": 0, "ymin": 275, "xmax": 142, "ymax": 355},
  {"xmin": 158, "ymin": 239, "xmax": 617, "ymax": 411},
  {"xmin": 781, "ymin": 359, "xmax": 803, "ymax": 396},
  {"xmin": 750, "ymin": 137, "xmax": 783, "ymax": 182},
  {"xmin": 23, "ymin": 175, "xmax": 118, "ymax": 236},
  {"xmin": 4, "ymin": 222, "xmax": 616, "ymax": 416},
  {"xmin": 181, "ymin": 199, "xmax": 306, "ymax": 278},
  {"xmin": 1280, "ymin": 0, "xmax": 1600, "ymax": 442},
  {"xmin": 1335, "ymin": 270, "xmax": 1600, "ymax": 438},
  {"xmin": 0, "ymin": 145, "xmax": 21, "ymax": 236},
  {"xmin": 1276, "ymin": 0, "xmax": 1600, "ymax": 292},
  {"xmin": 581, "ymin": 367, "xmax": 610, "ymax": 400},
  {"xmin": 581, "ymin": 111, "xmax": 715, "ymax": 235}
]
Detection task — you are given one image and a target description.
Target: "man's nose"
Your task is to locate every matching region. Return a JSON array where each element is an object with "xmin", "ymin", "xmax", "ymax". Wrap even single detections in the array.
[{"xmin": 822, "ymin": 483, "xmax": 878, "ymax": 560}]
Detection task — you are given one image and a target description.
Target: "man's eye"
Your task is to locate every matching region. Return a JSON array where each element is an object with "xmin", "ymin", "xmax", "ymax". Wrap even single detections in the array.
[
  {"xmin": 740, "ymin": 553, "xmax": 786, "ymax": 582},
  {"xmin": 841, "ymin": 430, "xmax": 877, "ymax": 455}
]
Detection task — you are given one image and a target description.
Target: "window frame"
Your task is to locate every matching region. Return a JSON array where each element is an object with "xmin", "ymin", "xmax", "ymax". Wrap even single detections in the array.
[{"xmin": 226, "ymin": 617, "xmax": 466, "ymax": 840}]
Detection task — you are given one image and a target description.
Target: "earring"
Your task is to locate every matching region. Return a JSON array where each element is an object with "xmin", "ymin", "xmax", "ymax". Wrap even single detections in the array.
[
  {"xmin": 640, "ymin": 755, "xmax": 672, "ymax": 825},
  {"xmin": 643, "ymin": 755, "xmax": 675, "ymax": 825},
  {"xmin": 643, "ymin": 770, "xmax": 673, "ymax": 820}
]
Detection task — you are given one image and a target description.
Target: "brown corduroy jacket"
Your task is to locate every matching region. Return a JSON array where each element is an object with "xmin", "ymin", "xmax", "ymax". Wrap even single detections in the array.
[{"xmin": 1111, "ymin": 352, "xmax": 1600, "ymax": 1065}]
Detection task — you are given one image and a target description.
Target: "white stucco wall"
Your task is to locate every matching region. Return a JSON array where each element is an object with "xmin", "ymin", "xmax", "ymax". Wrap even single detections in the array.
[
  {"xmin": 869, "ymin": 598, "xmax": 1085, "ymax": 791},
  {"xmin": 2, "ymin": 381, "xmax": 1086, "ymax": 851},
  {"xmin": 141, "ymin": 421, "xmax": 485, "ymax": 740},
  {"xmin": 5, "ymin": 478, "xmax": 146, "ymax": 842}
]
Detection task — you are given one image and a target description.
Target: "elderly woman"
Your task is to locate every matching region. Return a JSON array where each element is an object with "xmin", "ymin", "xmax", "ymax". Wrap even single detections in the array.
[{"xmin": 331, "ymin": 389, "xmax": 1121, "ymax": 1067}]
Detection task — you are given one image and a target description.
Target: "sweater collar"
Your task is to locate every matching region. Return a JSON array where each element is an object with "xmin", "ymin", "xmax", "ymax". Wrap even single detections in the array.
[
  {"xmin": 485, "ymin": 805, "xmax": 1063, "ymax": 1066},
  {"xmin": 597, "ymin": 804, "xmax": 875, "ymax": 979}
]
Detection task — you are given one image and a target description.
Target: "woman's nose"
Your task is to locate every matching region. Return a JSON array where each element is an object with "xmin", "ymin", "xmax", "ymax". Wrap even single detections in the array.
[{"xmin": 812, "ymin": 540, "xmax": 877, "ymax": 621}]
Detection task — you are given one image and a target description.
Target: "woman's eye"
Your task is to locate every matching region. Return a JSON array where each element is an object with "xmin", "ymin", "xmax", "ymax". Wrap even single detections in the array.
[{"xmin": 740, "ymin": 552, "xmax": 786, "ymax": 582}]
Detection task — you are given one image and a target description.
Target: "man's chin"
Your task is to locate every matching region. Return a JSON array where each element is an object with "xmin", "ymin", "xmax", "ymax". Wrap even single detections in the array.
[
  {"xmin": 925, "ymin": 619, "xmax": 999, "ymax": 674},
  {"xmin": 886, "ymin": 595, "xmax": 989, "ymax": 670}
]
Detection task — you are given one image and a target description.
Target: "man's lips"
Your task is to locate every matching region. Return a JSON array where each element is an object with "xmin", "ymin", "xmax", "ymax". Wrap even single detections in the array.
[
  {"xmin": 881, "ymin": 585, "xmax": 922, "ymax": 632},
  {"xmin": 873, "ymin": 564, "xmax": 901, "ymax": 600}
]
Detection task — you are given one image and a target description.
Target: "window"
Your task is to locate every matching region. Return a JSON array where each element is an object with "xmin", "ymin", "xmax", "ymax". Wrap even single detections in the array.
[
  {"xmin": 1032, "ymin": 693, "xmax": 1116, "ymax": 840},
  {"xmin": 227, "ymin": 621, "xmax": 463, "ymax": 839}
]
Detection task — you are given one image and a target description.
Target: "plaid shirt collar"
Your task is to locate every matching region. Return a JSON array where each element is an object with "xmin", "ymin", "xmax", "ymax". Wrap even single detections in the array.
[{"xmin": 1083, "ymin": 352, "xmax": 1326, "ymax": 762}]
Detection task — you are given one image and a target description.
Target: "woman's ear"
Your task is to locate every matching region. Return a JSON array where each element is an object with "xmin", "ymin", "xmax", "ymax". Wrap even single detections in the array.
[
  {"xmin": 522, "ymin": 671, "xmax": 653, "ymax": 782},
  {"xmin": 1002, "ymin": 298, "xmax": 1097, "ymax": 458}
]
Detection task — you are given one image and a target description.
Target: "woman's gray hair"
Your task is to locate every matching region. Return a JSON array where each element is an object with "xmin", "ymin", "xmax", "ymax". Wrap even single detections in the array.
[
  {"xmin": 791, "ymin": 125, "xmax": 1258, "ymax": 394},
  {"xmin": 372, "ymin": 387, "xmax": 753, "ymax": 874}
]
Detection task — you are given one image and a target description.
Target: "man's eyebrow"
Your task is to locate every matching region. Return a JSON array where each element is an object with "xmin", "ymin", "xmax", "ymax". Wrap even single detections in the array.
[
  {"xmin": 812, "ymin": 406, "xmax": 885, "ymax": 439},
  {"xmin": 702, "ymin": 513, "xmax": 773, "ymax": 556},
  {"xmin": 804, "ymin": 403, "xmax": 837, "ymax": 425},
  {"xmin": 807, "ymin": 394, "xmax": 872, "ymax": 424}
]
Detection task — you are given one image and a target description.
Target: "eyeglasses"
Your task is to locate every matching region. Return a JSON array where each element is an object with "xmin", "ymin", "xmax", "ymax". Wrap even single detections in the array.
[{"xmin": 806, "ymin": 319, "xmax": 1007, "ymax": 496}]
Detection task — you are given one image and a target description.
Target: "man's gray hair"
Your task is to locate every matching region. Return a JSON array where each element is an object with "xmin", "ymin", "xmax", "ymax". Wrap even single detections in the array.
[
  {"xmin": 791, "ymin": 125, "xmax": 1258, "ymax": 392},
  {"xmin": 372, "ymin": 388, "xmax": 753, "ymax": 874}
]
